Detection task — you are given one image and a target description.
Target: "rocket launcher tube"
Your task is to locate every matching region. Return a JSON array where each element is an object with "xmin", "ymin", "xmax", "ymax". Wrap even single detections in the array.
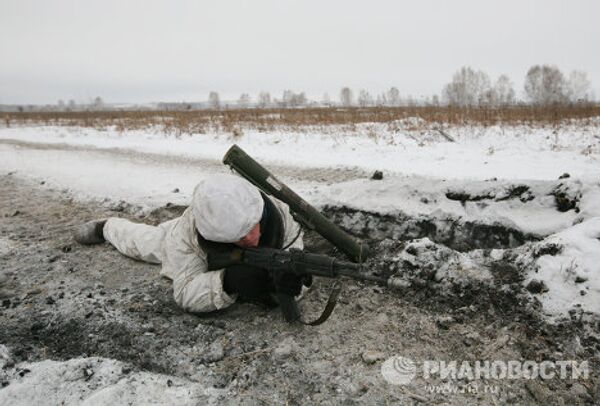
[{"xmin": 223, "ymin": 144, "xmax": 370, "ymax": 263}]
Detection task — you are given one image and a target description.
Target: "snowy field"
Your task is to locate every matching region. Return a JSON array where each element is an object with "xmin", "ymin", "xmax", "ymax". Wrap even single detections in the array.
[
  {"xmin": 2, "ymin": 121, "xmax": 600, "ymax": 180},
  {"xmin": 1, "ymin": 122, "xmax": 599, "ymax": 404}
]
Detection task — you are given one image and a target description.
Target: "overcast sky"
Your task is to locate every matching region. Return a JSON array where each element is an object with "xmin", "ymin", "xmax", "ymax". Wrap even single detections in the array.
[{"xmin": 1, "ymin": 0, "xmax": 598, "ymax": 104}]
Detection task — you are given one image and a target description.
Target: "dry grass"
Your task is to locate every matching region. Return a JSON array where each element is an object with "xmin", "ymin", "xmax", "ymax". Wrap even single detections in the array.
[{"xmin": 2, "ymin": 105, "xmax": 599, "ymax": 135}]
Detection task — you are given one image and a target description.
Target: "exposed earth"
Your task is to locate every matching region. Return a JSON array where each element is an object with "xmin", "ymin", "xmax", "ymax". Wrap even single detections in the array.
[{"xmin": 0, "ymin": 174, "xmax": 598, "ymax": 404}]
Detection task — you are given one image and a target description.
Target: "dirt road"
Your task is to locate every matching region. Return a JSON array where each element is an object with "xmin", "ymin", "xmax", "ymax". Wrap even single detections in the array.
[
  {"xmin": 0, "ymin": 138, "xmax": 371, "ymax": 184},
  {"xmin": 0, "ymin": 174, "xmax": 597, "ymax": 404}
]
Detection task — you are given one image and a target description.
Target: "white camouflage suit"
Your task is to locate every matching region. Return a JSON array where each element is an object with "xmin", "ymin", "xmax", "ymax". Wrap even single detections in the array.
[{"xmin": 102, "ymin": 174, "xmax": 303, "ymax": 313}]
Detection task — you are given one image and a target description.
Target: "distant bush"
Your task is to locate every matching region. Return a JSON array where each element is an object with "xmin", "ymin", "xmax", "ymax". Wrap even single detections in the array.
[{"xmin": 2, "ymin": 105, "xmax": 599, "ymax": 135}]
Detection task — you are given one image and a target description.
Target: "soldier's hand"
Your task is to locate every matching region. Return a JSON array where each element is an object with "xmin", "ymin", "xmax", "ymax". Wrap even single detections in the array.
[
  {"xmin": 272, "ymin": 272, "xmax": 303, "ymax": 297},
  {"xmin": 222, "ymin": 265, "xmax": 271, "ymax": 298}
]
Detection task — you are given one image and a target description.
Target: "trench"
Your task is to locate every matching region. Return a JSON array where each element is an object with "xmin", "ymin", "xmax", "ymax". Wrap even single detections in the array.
[
  {"xmin": 144, "ymin": 203, "xmax": 540, "ymax": 253},
  {"xmin": 321, "ymin": 206, "xmax": 540, "ymax": 252}
]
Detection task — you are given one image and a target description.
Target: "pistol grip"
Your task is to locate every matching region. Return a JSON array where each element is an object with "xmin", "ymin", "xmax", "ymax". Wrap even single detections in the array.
[{"xmin": 275, "ymin": 293, "xmax": 300, "ymax": 323}]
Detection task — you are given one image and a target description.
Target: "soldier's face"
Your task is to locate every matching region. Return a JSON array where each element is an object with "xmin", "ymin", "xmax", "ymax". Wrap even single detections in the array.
[{"xmin": 235, "ymin": 223, "xmax": 261, "ymax": 248}]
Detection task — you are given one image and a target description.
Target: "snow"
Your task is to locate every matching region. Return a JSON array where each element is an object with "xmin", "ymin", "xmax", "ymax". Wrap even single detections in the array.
[
  {"xmin": 520, "ymin": 218, "xmax": 600, "ymax": 317},
  {"xmin": 0, "ymin": 345, "xmax": 11, "ymax": 369},
  {"xmin": 0, "ymin": 143, "xmax": 200, "ymax": 211},
  {"xmin": 396, "ymin": 237, "xmax": 494, "ymax": 284},
  {"xmin": 0, "ymin": 357, "xmax": 224, "ymax": 405},
  {"xmin": 0, "ymin": 237, "xmax": 14, "ymax": 257},
  {"xmin": 307, "ymin": 176, "xmax": 594, "ymax": 237},
  {"xmin": 1, "ymin": 122, "xmax": 599, "ymax": 181}
]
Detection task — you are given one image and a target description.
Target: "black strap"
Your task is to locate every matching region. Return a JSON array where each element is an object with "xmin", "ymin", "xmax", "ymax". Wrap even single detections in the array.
[
  {"xmin": 281, "ymin": 226, "xmax": 302, "ymax": 250},
  {"xmin": 257, "ymin": 193, "xmax": 284, "ymax": 249},
  {"xmin": 298, "ymin": 281, "xmax": 342, "ymax": 326}
]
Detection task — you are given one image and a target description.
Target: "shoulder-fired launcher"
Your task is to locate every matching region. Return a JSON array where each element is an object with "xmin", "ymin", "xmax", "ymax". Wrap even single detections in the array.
[{"xmin": 223, "ymin": 144, "xmax": 369, "ymax": 263}]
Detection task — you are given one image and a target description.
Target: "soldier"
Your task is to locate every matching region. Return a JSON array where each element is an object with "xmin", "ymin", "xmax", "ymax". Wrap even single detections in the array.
[{"xmin": 73, "ymin": 174, "xmax": 308, "ymax": 313}]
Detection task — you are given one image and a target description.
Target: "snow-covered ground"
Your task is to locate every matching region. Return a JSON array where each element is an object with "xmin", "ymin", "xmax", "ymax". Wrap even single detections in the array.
[
  {"xmin": 518, "ymin": 218, "xmax": 600, "ymax": 317},
  {"xmin": 1, "ymin": 123, "xmax": 599, "ymax": 321},
  {"xmin": 1, "ymin": 122, "xmax": 599, "ymax": 180},
  {"xmin": 0, "ymin": 352, "xmax": 223, "ymax": 406}
]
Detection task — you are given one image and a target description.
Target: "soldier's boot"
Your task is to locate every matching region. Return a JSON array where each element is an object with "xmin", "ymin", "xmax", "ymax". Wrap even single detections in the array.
[{"xmin": 73, "ymin": 219, "xmax": 107, "ymax": 245}]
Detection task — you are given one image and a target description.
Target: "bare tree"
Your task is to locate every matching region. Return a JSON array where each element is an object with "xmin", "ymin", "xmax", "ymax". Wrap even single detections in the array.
[
  {"xmin": 357, "ymin": 90, "xmax": 373, "ymax": 107},
  {"xmin": 238, "ymin": 93, "xmax": 251, "ymax": 108},
  {"xmin": 386, "ymin": 87, "xmax": 400, "ymax": 106},
  {"xmin": 443, "ymin": 67, "xmax": 492, "ymax": 107},
  {"xmin": 339, "ymin": 87, "xmax": 353, "ymax": 106},
  {"xmin": 282, "ymin": 90, "xmax": 307, "ymax": 107},
  {"xmin": 67, "ymin": 99, "xmax": 76, "ymax": 112},
  {"xmin": 293, "ymin": 92, "xmax": 307, "ymax": 107},
  {"xmin": 282, "ymin": 90, "xmax": 293, "ymax": 107},
  {"xmin": 257, "ymin": 92, "xmax": 271, "ymax": 108},
  {"xmin": 92, "ymin": 96, "xmax": 104, "ymax": 110},
  {"xmin": 566, "ymin": 70, "xmax": 591, "ymax": 102},
  {"xmin": 524, "ymin": 65, "xmax": 568, "ymax": 105},
  {"xmin": 493, "ymin": 75, "xmax": 516, "ymax": 106},
  {"xmin": 208, "ymin": 91, "xmax": 220, "ymax": 109}
]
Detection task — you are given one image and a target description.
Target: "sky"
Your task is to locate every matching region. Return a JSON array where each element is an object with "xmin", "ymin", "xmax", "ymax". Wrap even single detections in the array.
[{"xmin": 0, "ymin": 0, "xmax": 598, "ymax": 105}]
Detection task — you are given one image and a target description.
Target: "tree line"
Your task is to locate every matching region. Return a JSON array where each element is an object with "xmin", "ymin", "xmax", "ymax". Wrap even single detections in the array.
[
  {"xmin": 205, "ymin": 65, "xmax": 593, "ymax": 109},
  {"xmin": 443, "ymin": 65, "xmax": 592, "ymax": 107},
  {"xmin": 4, "ymin": 64, "xmax": 591, "ymax": 113}
]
